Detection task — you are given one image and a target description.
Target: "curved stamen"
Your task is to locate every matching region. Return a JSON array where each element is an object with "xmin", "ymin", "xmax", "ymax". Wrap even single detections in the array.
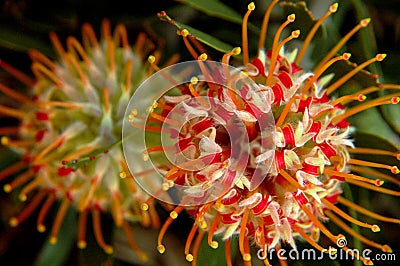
[{"xmin": 242, "ymin": 2, "xmax": 255, "ymax": 65}]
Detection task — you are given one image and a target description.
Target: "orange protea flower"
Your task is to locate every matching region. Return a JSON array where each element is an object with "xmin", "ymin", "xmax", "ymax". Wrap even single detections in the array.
[
  {"xmin": 0, "ymin": 19, "xmax": 165, "ymax": 259},
  {"xmin": 126, "ymin": 2, "xmax": 400, "ymax": 265}
]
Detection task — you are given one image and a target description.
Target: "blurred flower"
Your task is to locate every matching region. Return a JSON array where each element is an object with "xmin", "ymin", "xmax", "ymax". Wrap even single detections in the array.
[
  {"xmin": 0, "ymin": 19, "xmax": 163, "ymax": 260},
  {"xmin": 140, "ymin": 1, "xmax": 400, "ymax": 265}
]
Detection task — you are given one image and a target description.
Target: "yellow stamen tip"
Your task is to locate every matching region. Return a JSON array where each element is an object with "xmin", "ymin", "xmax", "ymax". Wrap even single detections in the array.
[
  {"xmin": 157, "ymin": 244, "xmax": 166, "ymax": 254},
  {"xmin": 142, "ymin": 152, "xmax": 149, "ymax": 161},
  {"xmin": 119, "ymin": 171, "xmax": 127, "ymax": 178},
  {"xmin": 181, "ymin": 29, "xmax": 189, "ymax": 37},
  {"xmin": 190, "ymin": 76, "xmax": 199, "ymax": 84},
  {"xmin": 1, "ymin": 136, "xmax": 9, "ymax": 146},
  {"xmin": 170, "ymin": 211, "xmax": 178, "ymax": 219},
  {"xmin": 9, "ymin": 217, "xmax": 18, "ymax": 227},
  {"xmin": 391, "ymin": 166, "xmax": 399, "ymax": 174},
  {"xmin": 198, "ymin": 53, "xmax": 208, "ymax": 61},
  {"xmin": 49, "ymin": 236, "xmax": 57, "ymax": 244},
  {"xmin": 292, "ymin": 30, "xmax": 300, "ymax": 38},
  {"xmin": 391, "ymin": 97, "xmax": 400, "ymax": 104},
  {"xmin": 376, "ymin": 54, "xmax": 386, "ymax": 61},
  {"xmin": 186, "ymin": 254, "xmax": 194, "ymax": 262},
  {"xmin": 104, "ymin": 246, "xmax": 114, "ymax": 254},
  {"xmin": 358, "ymin": 94, "xmax": 367, "ymax": 101},
  {"xmin": 243, "ymin": 253, "xmax": 251, "ymax": 261},
  {"xmin": 162, "ymin": 182, "xmax": 170, "ymax": 191},
  {"xmin": 37, "ymin": 224, "xmax": 46, "ymax": 232},
  {"xmin": 364, "ymin": 259, "xmax": 374, "ymax": 265},
  {"xmin": 371, "ymin": 224, "xmax": 380, "ymax": 232},
  {"xmin": 248, "ymin": 2, "xmax": 255, "ymax": 11},
  {"xmin": 232, "ymin": 47, "xmax": 241, "ymax": 55},
  {"xmin": 77, "ymin": 240, "xmax": 87, "ymax": 249},
  {"xmin": 210, "ymin": 241, "xmax": 219, "ymax": 249},
  {"xmin": 3, "ymin": 184, "xmax": 12, "ymax": 193},
  {"xmin": 148, "ymin": 55, "xmax": 156, "ymax": 64},
  {"xmin": 329, "ymin": 3, "xmax": 339, "ymax": 13},
  {"xmin": 375, "ymin": 179, "xmax": 384, "ymax": 186},
  {"xmin": 382, "ymin": 245, "xmax": 392, "ymax": 253},
  {"xmin": 343, "ymin": 53, "xmax": 351, "ymax": 60},
  {"xmin": 141, "ymin": 203, "xmax": 149, "ymax": 211},
  {"xmin": 361, "ymin": 18, "xmax": 371, "ymax": 27},
  {"xmin": 19, "ymin": 194, "xmax": 27, "ymax": 202},
  {"xmin": 288, "ymin": 14, "xmax": 296, "ymax": 22}
]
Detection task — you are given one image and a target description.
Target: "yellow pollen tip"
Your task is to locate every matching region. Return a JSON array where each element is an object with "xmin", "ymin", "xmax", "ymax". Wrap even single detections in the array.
[
  {"xmin": 104, "ymin": 246, "xmax": 114, "ymax": 254},
  {"xmin": 9, "ymin": 217, "xmax": 18, "ymax": 227},
  {"xmin": 77, "ymin": 240, "xmax": 87, "ymax": 249},
  {"xmin": 210, "ymin": 241, "xmax": 219, "ymax": 249},
  {"xmin": 361, "ymin": 18, "xmax": 371, "ymax": 27},
  {"xmin": 198, "ymin": 53, "xmax": 208, "ymax": 61},
  {"xmin": 343, "ymin": 53, "xmax": 351, "ymax": 60},
  {"xmin": 243, "ymin": 253, "xmax": 251, "ymax": 261},
  {"xmin": 181, "ymin": 29, "xmax": 189, "ymax": 37},
  {"xmin": 49, "ymin": 236, "xmax": 57, "ymax": 244},
  {"xmin": 167, "ymin": 180, "xmax": 174, "ymax": 188},
  {"xmin": 292, "ymin": 30, "xmax": 300, "ymax": 38},
  {"xmin": 364, "ymin": 259, "xmax": 374, "ymax": 265},
  {"xmin": 162, "ymin": 182, "xmax": 170, "ymax": 191},
  {"xmin": 375, "ymin": 179, "xmax": 384, "ymax": 186},
  {"xmin": 19, "ymin": 194, "xmax": 27, "ymax": 202},
  {"xmin": 157, "ymin": 244, "xmax": 166, "ymax": 254},
  {"xmin": 200, "ymin": 220, "xmax": 208, "ymax": 229},
  {"xmin": 288, "ymin": 14, "xmax": 296, "ymax": 22},
  {"xmin": 186, "ymin": 254, "xmax": 194, "ymax": 262},
  {"xmin": 376, "ymin": 54, "xmax": 386, "ymax": 61},
  {"xmin": 1, "ymin": 136, "xmax": 9, "ymax": 146},
  {"xmin": 37, "ymin": 224, "xmax": 46, "ymax": 232},
  {"xmin": 141, "ymin": 203, "xmax": 149, "ymax": 211},
  {"xmin": 232, "ymin": 47, "xmax": 241, "ymax": 55},
  {"xmin": 190, "ymin": 76, "xmax": 199, "ymax": 84},
  {"xmin": 142, "ymin": 152, "xmax": 149, "ymax": 161},
  {"xmin": 170, "ymin": 211, "xmax": 178, "ymax": 219},
  {"xmin": 248, "ymin": 2, "xmax": 255, "ymax": 11},
  {"xmin": 148, "ymin": 55, "xmax": 156, "ymax": 64},
  {"xmin": 3, "ymin": 184, "xmax": 12, "ymax": 193},
  {"xmin": 391, "ymin": 97, "xmax": 400, "ymax": 104},
  {"xmin": 358, "ymin": 94, "xmax": 367, "ymax": 101},
  {"xmin": 119, "ymin": 171, "xmax": 127, "ymax": 178},
  {"xmin": 391, "ymin": 166, "xmax": 399, "ymax": 174},
  {"xmin": 329, "ymin": 3, "xmax": 339, "ymax": 13},
  {"xmin": 382, "ymin": 245, "xmax": 392, "ymax": 253},
  {"xmin": 371, "ymin": 224, "xmax": 380, "ymax": 232}
]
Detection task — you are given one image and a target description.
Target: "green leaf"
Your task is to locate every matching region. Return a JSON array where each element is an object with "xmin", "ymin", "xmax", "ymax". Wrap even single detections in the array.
[
  {"xmin": 381, "ymin": 102, "xmax": 400, "ymax": 135},
  {"xmin": 196, "ymin": 233, "xmax": 238, "ymax": 266},
  {"xmin": 176, "ymin": 0, "xmax": 259, "ymax": 33}
]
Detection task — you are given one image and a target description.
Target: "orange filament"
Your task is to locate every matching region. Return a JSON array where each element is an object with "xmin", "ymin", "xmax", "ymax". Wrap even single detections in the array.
[
  {"xmin": 243, "ymin": 236, "xmax": 251, "ymax": 266},
  {"xmin": 341, "ymin": 246, "xmax": 373, "ymax": 265},
  {"xmin": 37, "ymin": 194, "xmax": 56, "ymax": 232},
  {"xmin": 38, "ymin": 101, "xmax": 78, "ymax": 109},
  {"xmin": 31, "ymin": 62, "xmax": 63, "ymax": 87},
  {"xmin": 326, "ymin": 54, "xmax": 386, "ymax": 95},
  {"xmin": 242, "ymin": 2, "xmax": 255, "ymax": 65},
  {"xmin": 34, "ymin": 136, "xmax": 65, "ymax": 164},
  {"xmin": 350, "ymin": 165, "xmax": 400, "ymax": 186},
  {"xmin": 113, "ymin": 24, "xmax": 129, "ymax": 48},
  {"xmin": 184, "ymin": 223, "xmax": 198, "ymax": 262},
  {"xmin": 348, "ymin": 147, "xmax": 400, "ymax": 160},
  {"xmin": 49, "ymin": 198, "xmax": 70, "ymax": 244},
  {"xmin": 82, "ymin": 23, "xmax": 99, "ymax": 49},
  {"xmin": 346, "ymin": 158, "xmax": 399, "ymax": 174},
  {"xmin": 337, "ymin": 196, "xmax": 400, "ymax": 224},
  {"xmin": 122, "ymin": 60, "xmax": 133, "ymax": 92},
  {"xmin": 302, "ymin": 53, "xmax": 350, "ymax": 93},
  {"xmin": 148, "ymin": 203, "xmax": 161, "ymax": 229},
  {"xmin": 189, "ymin": 36, "xmax": 208, "ymax": 57},
  {"xmin": 332, "ymin": 94, "xmax": 400, "ymax": 125},
  {"xmin": 326, "ymin": 211, "xmax": 392, "ymax": 253},
  {"xmin": 0, "ymin": 126, "xmax": 19, "ymax": 135},
  {"xmin": 122, "ymin": 220, "xmax": 148, "ymax": 261},
  {"xmin": 225, "ymin": 238, "xmax": 233, "ymax": 266},
  {"xmin": 258, "ymin": 0, "xmax": 279, "ymax": 53},
  {"xmin": 3, "ymin": 169, "xmax": 34, "ymax": 193},
  {"xmin": 346, "ymin": 178, "xmax": 400, "ymax": 196},
  {"xmin": 275, "ymin": 97, "xmax": 298, "ymax": 127},
  {"xmin": 0, "ymin": 60, "xmax": 35, "ymax": 87},
  {"xmin": 208, "ymin": 213, "xmax": 220, "ymax": 248},
  {"xmin": 157, "ymin": 205, "xmax": 185, "ymax": 253},
  {"xmin": 129, "ymin": 121, "xmax": 162, "ymax": 133},
  {"xmin": 0, "ymin": 160, "xmax": 26, "ymax": 182},
  {"xmin": 276, "ymin": 30, "xmax": 300, "ymax": 58},
  {"xmin": 2, "ymin": 137, "xmax": 35, "ymax": 148},
  {"xmin": 301, "ymin": 204, "xmax": 342, "ymax": 243},
  {"xmin": 0, "ymin": 83, "xmax": 32, "ymax": 103},
  {"xmin": 49, "ymin": 32, "xmax": 67, "ymax": 60},
  {"xmin": 103, "ymin": 88, "xmax": 110, "ymax": 112},
  {"xmin": 295, "ymin": 3, "xmax": 339, "ymax": 65},
  {"xmin": 191, "ymin": 230, "xmax": 204, "ymax": 266},
  {"xmin": 149, "ymin": 112, "xmax": 181, "ymax": 127},
  {"xmin": 77, "ymin": 211, "xmax": 88, "ymax": 249},
  {"xmin": 106, "ymin": 39, "xmax": 115, "ymax": 71},
  {"xmin": 266, "ymin": 14, "xmax": 295, "ymax": 86},
  {"xmin": 62, "ymin": 145, "xmax": 94, "ymax": 163},
  {"xmin": 330, "ymin": 93, "xmax": 366, "ymax": 106},
  {"xmin": 147, "ymin": 55, "xmax": 182, "ymax": 89},
  {"xmin": 239, "ymin": 209, "xmax": 251, "ymax": 262},
  {"xmin": 19, "ymin": 178, "xmax": 42, "ymax": 202},
  {"xmin": 66, "ymin": 37, "xmax": 91, "ymax": 65},
  {"xmin": 101, "ymin": 19, "xmax": 112, "ymax": 41},
  {"xmin": 315, "ymin": 18, "xmax": 371, "ymax": 71},
  {"xmin": 9, "ymin": 191, "xmax": 46, "ymax": 227},
  {"xmin": 279, "ymin": 169, "xmax": 305, "ymax": 190},
  {"xmin": 324, "ymin": 168, "xmax": 383, "ymax": 186},
  {"xmin": 276, "ymin": 245, "xmax": 288, "ymax": 266},
  {"xmin": 322, "ymin": 198, "xmax": 380, "ymax": 232},
  {"xmin": 222, "ymin": 47, "xmax": 241, "ymax": 77},
  {"xmin": 181, "ymin": 30, "xmax": 199, "ymax": 59},
  {"xmin": 66, "ymin": 54, "xmax": 87, "ymax": 84},
  {"xmin": 381, "ymin": 84, "xmax": 400, "ymax": 90},
  {"xmin": 111, "ymin": 192, "xmax": 123, "ymax": 227},
  {"xmin": 78, "ymin": 176, "xmax": 99, "ymax": 212},
  {"xmin": 92, "ymin": 209, "xmax": 114, "ymax": 254},
  {"xmin": 0, "ymin": 105, "xmax": 26, "ymax": 119},
  {"xmin": 293, "ymin": 224, "xmax": 327, "ymax": 252}
]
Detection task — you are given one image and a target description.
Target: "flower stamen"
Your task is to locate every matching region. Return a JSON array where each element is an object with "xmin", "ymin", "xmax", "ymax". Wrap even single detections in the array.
[
  {"xmin": 92, "ymin": 209, "xmax": 114, "ymax": 254},
  {"xmin": 37, "ymin": 194, "xmax": 56, "ymax": 232},
  {"xmin": 242, "ymin": 2, "xmax": 255, "ymax": 65},
  {"xmin": 0, "ymin": 83, "xmax": 32, "ymax": 103},
  {"xmin": 258, "ymin": 0, "xmax": 279, "ymax": 53},
  {"xmin": 9, "ymin": 191, "xmax": 46, "ymax": 227},
  {"xmin": 49, "ymin": 198, "xmax": 70, "ymax": 244},
  {"xmin": 184, "ymin": 223, "xmax": 198, "ymax": 262},
  {"xmin": 77, "ymin": 211, "xmax": 88, "ymax": 249},
  {"xmin": 122, "ymin": 220, "xmax": 148, "ymax": 261}
]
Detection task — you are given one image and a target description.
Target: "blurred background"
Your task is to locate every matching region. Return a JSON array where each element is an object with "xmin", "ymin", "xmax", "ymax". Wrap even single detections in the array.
[{"xmin": 0, "ymin": 0, "xmax": 399, "ymax": 265}]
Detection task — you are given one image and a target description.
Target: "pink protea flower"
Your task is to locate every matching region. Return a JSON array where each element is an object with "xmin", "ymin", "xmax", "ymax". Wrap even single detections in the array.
[
  {"xmin": 130, "ymin": 2, "xmax": 400, "ymax": 265},
  {"xmin": 0, "ymin": 19, "xmax": 165, "ymax": 259}
]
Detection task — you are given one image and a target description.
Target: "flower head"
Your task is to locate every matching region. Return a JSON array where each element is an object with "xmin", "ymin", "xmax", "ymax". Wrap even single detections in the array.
[
  {"xmin": 132, "ymin": 2, "xmax": 400, "ymax": 265},
  {"xmin": 0, "ymin": 19, "xmax": 162, "ymax": 259}
]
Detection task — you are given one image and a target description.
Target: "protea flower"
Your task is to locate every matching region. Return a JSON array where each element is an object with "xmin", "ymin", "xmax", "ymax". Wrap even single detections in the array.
[
  {"xmin": 0, "ymin": 19, "xmax": 164, "ymax": 259},
  {"xmin": 127, "ymin": 1, "xmax": 400, "ymax": 265}
]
